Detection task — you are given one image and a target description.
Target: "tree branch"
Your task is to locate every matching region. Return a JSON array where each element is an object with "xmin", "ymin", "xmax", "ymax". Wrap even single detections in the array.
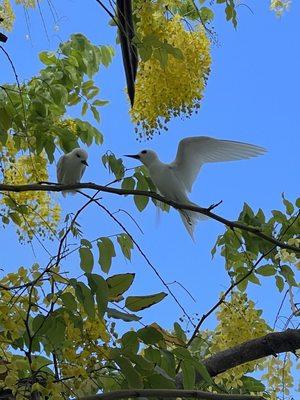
[
  {"xmin": 0, "ymin": 33, "xmax": 7, "ymax": 43},
  {"xmin": 0, "ymin": 182, "xmax": 299, "ymax": 253},
  {"xmin": 81, "ymin": 389, "xmax": 264, "ymax": 400},
  {"xmin": 176, "ymin": 329, "xmax": 300, "ymax": 387}
]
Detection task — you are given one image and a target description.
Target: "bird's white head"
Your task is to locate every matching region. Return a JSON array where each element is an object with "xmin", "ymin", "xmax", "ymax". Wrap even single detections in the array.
[
  {"xmin": 125, "ymin": 149, "xmax": 159, "ymax": 167},
  {"xmin": 70, "ymin": 148, "xmax": 89, "ymax": 166}
]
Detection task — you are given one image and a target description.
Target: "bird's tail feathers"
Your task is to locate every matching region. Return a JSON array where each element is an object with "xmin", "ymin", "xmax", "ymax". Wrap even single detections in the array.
[
  {"xmin": 62, "ymin": 190, "xmax": 77, "ymax": 197},
  {"xmin": 179, "ymin": 202, "xmax": 208, "ymax": 241}
]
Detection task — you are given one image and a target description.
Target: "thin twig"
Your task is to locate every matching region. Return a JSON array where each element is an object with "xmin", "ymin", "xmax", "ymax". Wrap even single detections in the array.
[
  {"xmin": 78, "ymin": 190, "xmax": 195, "ymax": 327},
  {"xmin": 186, "ymin": 211, "xmax": 300, "ymax": 349}
]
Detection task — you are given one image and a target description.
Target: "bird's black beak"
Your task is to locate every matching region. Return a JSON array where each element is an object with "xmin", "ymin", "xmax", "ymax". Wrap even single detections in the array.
[
  {"xmin": 81, "ymin": 160, "xmax": 89, "ymax": 166},
  {"xmin": 124, "ymin": 154, "xmax": 140, "ymax": 160}
]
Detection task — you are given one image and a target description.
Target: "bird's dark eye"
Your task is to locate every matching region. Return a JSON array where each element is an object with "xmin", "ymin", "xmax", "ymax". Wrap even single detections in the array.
[
  {"xmin": 141, "ymin": 150, "xmax": 147, "ymax": 154},
  {"xmin": 76, "ymin": 153, "xmax": 80, "ymax": 158}
]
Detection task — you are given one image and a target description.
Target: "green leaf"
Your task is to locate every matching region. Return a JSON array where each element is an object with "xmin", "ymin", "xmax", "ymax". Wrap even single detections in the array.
[
  {"xmin": 32, "ymin": 315, "xmax": 48, "ymax": 336},
  {"xmin": 79, "ymin": 247, "xmax": 94, "ymax": 273},
  {"xmin": 182, "ymin": 360, "xmax": 195, "ymax": 389},
  {"xmin": 39, "ymin": 51, "xmax": 57, "ymax": 65},
  {"xmin": 163, "ymin": 42, "xmax": 184, "ymax": 60},
  {"xmin": 99, "ymin": 45, "xmax": 115, "ymax": 67},
  {"xmin": 272, "ymin": 210, "xmax": 286, "ymax": 224},
  {"xmin": 117, "ymin": 234, "xmax": 133, "ymax": 260},
  {"xmin": 153, "ymin": 48, "xmax": 168, "ymax": 68},
  {"xmin": 139, "ymin": 44, "xmax": 153, "ymax": 62},
  {"xmin": 120, "ymin": 331, "xmax": 139, "ymax": 355},
  {"xmin": 147, "ymin": 372, "xmax": 175, "ymax": 389},
  {"xmin": 45, "ymin": 316, "xmax": 66, "ymax": 345},
  {"xmin": 129, "ymin": 354, "xmax": 154, "ymax": 372},
  {"xmin": 122, "ymin": 177, "xmax": 135, "ymax": 191},
  {"xmin": 241, "ymin": 376, "xmax": 266, "ymax": 392},
  {"xmin": 51, "ymin": 84, "xmax": 68, "ymax": 106},
  {"xmin": 115, "ymin": 356, "xmax": 143, "ymax": 389},
  {"xmin": 161, "ymin": 350, "xmax": 176, "ymax": 379},
  {"xmin": 102, "ymin": 154, "xmax": 125, "ymax": 180},
  {"xmin": 133, "ymin": 173, "xmax": 150, "ymax": 211},
  {"xmin": 70, "ymin": 280, "xmax": 95, "ymax": 319},
  {"xmin": 126, "ymin": 292, "xmax": 167, "ymax": 312},
  {"xmin": 60, "ymin": 292, "xmax": 77, "ymax": 312},
  {"xmin": 256, "ymin": 264, "xmax": 276, "ymax": 276},
  {"xmin": 280, "ymin": 265, "xmax": 297, "ymax": 286},
  {"xmin": 92, "ymin": 99, "xmax": 109, "ymax": 107},
  {"xmin": 134, "ymin": 194, "xmax": 149, "ymax": 212},
  {"xmin": 81, "ymin": 238, "xmax": 92, "ymax": 248},
  {"xmin": 91, "ymin": 105, "xmax": 100, "ymax": 122},
  {"xmin": 225, "ymin": 4, "xmax": 233, "ymax": 20},
  {"xmin": 137, "ymin": 326, "xmax": 163, "ymax": 345},
  {"xmin": 86, "ymin": 273, "xmax": 108, "ymax": 318},
  {"xmin": 9, "ymin": 212, "xmax": 22, "ymax": 226},
  {"xmin": 144, "ymin": 347, "xmax": 161, "ymax": 364},
  {"xmin": 192, "ymin": 359, "xmax": 213, "ymax": 385},
  {"xmin": 282, "ymin": 193, "xmax": 294, "ymax": 215},
  {"xmin": 81, "ymin": 102, "xmax": 88, "ymax": 116},
  {"xmin": 173, "ymin": 322, "xmax": 187, "ymax": 343},
  {"xmin": 200, "ymin": 6, "xmax": 214, "ymax": 22},
  {"xmin": 97, "ymin": 237, "xmax": 116, "ymax": 273},
  {"xmin": 275, "ymin": 275, "xmax": 284, "ymax": 292},
  {"xmin": 173, "ymin": 347, "xmax": 192, "ymax": 361},
  {"xmin": 106, "ymin": 273, "xmax": 135, "ymax": 300},
  {"xmin": 86, "ymin": 87, "xmax": 100, "ymax": 100},
  {"xmin": 237, "ymin": 276, "xmax": 248, "ymax": 292},
  {"xmin": 248, "ymin": 273, "xmax": 261, "ymax": 285},
  {"xmin": 106, "ymin": 307, "xmax": 141, "ymax": 322}
]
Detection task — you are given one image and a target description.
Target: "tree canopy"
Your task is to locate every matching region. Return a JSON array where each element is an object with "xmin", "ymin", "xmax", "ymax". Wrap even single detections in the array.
[{"xmin": 0, "ymin": 1, "xmax": 299, "ymax": 400}]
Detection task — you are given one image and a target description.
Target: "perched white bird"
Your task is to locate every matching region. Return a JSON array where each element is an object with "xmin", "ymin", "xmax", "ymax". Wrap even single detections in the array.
[
  {"xmin": 57, "ymin": 148, "xmax": 89, "ymax": 196},
  {"xmin": 125, "ymin": 136, "xmax": 266, "ymax": 239}
]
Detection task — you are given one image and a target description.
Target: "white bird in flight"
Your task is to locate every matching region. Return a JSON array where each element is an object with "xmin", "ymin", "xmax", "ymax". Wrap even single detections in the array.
[
  {"xmin": 57, "ymin": 148, "xmax": 89, "ymax": 196},
  {"xmin": 125, "ymin": 136, "xmax": 266, "ymax": 239}
]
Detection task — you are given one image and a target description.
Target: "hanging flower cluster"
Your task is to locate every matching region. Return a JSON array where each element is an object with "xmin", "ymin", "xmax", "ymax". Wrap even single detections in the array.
[
  {"xmin": 0, "ymin": 138, "xmax": 61, "ymax": 242},
  {"xmin": 131, "ymin": 0, "xmax": 211, "ymax": 139}
]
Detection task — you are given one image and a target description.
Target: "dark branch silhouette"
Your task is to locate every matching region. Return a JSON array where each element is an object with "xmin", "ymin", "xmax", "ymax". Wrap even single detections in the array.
[
  {"xmin": 116, "ymin": 0, "xmax": 138, "ymax": 107},
  {"xmin": 176, "ymin": 329, "xmax": 300, "ymax": 387},
  {"xmin": 0, "ymin": 182, "xmax": 299, "ymax": 253},
  {"xmin": 0, "ymin": 33, "xmax": 7, "ymax": 43},
  {"xmin": 95, "ymin": 0, "xmax": 138, "ymax": 107}
]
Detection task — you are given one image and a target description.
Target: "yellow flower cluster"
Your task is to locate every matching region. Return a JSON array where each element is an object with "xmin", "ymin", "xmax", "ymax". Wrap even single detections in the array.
[
  {"xmin": 0, "ymin": 0, "xmax": 15, "ymax": 31},
  {"xmin": 58, "ymin": 301, "xmax": 110, "ymax": 392},
  {"xmin": 276, "ymin": 238, "xmax": 300, "ymax": 268},
  {"xmin": 210, "ymin": 292, "xmax": 270, "ymax": 389},
  {"xmin": 59, "ymin": 118, "xmax": 78, "ymax": 134},
  {"xmin": 0, "ymin": 141, "xmax": 61, "ymax": 242},
  {"xmin": 261, "ymin": 355, "xmax": 294, "ymax": 399},
  {"xmin": 270, "ymin": 0, "xmax": 291, "ymax": 16},
  {"xmin": 0, "ymin": 265, "xmax": 113, "ymax": 399},
  {"xmin": 0, "ymin": 0, "xmax": 36, "ymax": 32},
  {"xmin": 15, "ymin": 0, "xmax": 36, "ymax": 7},
  {"xmin": 131, "ymin": 0, "xmax": 211, "ymax": 139},
  {"xmin": 0, "ymin": 270, "xmax": 33, "ymax": 345}
]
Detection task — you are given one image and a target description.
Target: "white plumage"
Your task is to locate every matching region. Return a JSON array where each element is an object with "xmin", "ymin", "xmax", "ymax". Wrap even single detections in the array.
[
  {"xmin": 57, "ymin": 148, "xmax": 88, "ymax": 196},
  {"xmin": 126, "ymin": 136, "xmax": 266, "ymax": 240}
]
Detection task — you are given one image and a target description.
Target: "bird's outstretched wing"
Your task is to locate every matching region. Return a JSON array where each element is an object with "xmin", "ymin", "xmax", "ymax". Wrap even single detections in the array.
[
  {"xmin": 171, "ymin": 136, "xmax": 266, "ymax": 192},
  {"xmin": 56, "ymin": 154, "xmax": 67, "ymax": 183}
]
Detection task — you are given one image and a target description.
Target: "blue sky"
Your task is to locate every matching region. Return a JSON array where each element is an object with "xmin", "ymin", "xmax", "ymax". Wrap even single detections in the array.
[{"xmin": 1, "ymin": 0, "xmax": 299, "ymax": 355}]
